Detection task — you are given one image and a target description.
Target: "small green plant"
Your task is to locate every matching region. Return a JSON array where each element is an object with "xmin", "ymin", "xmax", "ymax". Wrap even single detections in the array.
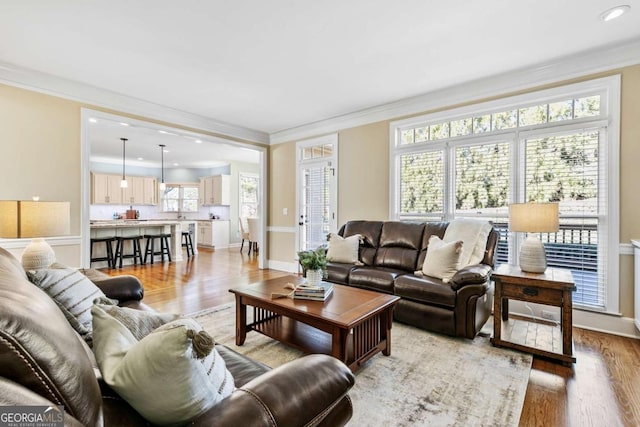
[{"xmin": 297, "ymin": 247, "xmax": 327, "ymax": 274}]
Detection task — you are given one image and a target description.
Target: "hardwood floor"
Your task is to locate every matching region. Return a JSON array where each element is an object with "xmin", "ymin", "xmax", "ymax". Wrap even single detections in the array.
[{"xmin": 102, "ymin": 248, "xmax": 640, "ymax": 427}]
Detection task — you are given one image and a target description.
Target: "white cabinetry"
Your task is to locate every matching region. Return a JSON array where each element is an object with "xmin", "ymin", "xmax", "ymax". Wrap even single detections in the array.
[
  {"xmin": 91, "ymin": 173, "xmax": 123, "ymax": 204},
  {"xmin": 197, "ymin": 220, "xmax": 229, "ymax": 248},
  {"xmin": 199, "ymin": 175, "xmax": 230, "ymax": 206},
  {"xmin": 91, "ymin": 173, "xmax": 157, "ymax": 205}
]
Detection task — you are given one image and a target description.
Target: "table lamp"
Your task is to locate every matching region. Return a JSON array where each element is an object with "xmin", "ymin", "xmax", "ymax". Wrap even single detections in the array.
[
  {"xmin": 0, "ymin": 200, "xmax": 70, "ymax": 269},
  {"xmin": 509, "ymin": 202, "xmax": 559, "ymax": 273}
]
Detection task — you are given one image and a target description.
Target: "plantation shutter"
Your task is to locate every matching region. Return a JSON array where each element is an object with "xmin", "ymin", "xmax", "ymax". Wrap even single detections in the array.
[
  {"xmin": 523, "ymin": 128, "xmax": 605, "ymax": 308},
  {"xmin": 398, "ymin": 150, "xmax": 445, "ymax": 219}
]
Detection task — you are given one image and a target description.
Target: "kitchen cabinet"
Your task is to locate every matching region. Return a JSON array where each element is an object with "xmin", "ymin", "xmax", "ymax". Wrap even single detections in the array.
[
  {"xmin": 197, "ymin": 220, "xmax": 229, "ymax": 249},
  {"xmin": 91, "ymin": 173, "xmax": 157, "ymax": 205},
  {"xmin": 199, "ymin": 175, "xmax": 230, "ymax": 206},
  {"xmin": 91, "ymin": 173, "xmax": 123, "ymax": 204}
]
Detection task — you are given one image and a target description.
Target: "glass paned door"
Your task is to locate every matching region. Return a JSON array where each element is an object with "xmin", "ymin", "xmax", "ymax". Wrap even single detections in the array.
[{"xmin": 299, "ymin": 160, "xmax": 336, "ymax": 251}]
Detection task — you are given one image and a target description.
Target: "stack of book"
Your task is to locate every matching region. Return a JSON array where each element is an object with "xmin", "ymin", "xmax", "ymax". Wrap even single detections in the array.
[{"xmin": 294, "ymin": 282, "xmax": 334, "ymax": 301}]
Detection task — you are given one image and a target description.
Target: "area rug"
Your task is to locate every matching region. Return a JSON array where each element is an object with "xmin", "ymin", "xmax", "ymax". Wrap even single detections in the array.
[{"xmin": 190, "ymin": 303, "xmax": 532, "ymax": 426}]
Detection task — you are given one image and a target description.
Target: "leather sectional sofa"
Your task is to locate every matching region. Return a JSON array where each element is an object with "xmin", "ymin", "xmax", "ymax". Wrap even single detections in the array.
[
  {"xmin": 326, "ymin": 220, "xmax": 499, "ymax": 339},
  {"xmin": 0, "ymin": 247, "xmax": 354, "ymax": 426}
]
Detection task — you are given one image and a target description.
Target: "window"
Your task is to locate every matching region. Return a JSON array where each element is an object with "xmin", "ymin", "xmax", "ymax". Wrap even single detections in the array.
[
  {"xmin": 239, "ymin": 173, "xmax": 259, "ymax": 218},
  {"xmin": 390, "ymin": 76, "xmax": 620, "ymax": 313},
  {"xmin": 161, "ymin": 184, "xmax": 199, "ymax": 212}
]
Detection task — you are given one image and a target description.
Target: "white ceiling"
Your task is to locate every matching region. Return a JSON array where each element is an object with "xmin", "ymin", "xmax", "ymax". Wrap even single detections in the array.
[
  {"xmin": 1, "ymin": 1, "xmax": 640, "ymax": 140},
  {"xmin": 87, "ymin": 114, "xmax": 260, "ymax": 169}
]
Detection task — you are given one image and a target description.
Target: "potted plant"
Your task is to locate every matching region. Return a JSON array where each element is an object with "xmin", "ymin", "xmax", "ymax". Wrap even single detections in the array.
[{"xmin": 297, "ymin": 247, "xmax": 327, "ymax": 286}]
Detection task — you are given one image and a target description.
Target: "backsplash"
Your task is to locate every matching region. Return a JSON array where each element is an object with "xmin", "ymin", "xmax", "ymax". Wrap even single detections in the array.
[{"xmin": 90, "ymin": 204, "xmax": 229, "ymax": 221}]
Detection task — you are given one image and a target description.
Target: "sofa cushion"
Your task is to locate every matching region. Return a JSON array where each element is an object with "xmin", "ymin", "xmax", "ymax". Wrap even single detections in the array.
[
  {"xmin": 26, "ymin": 263, "xmax": 116, "ymax": 345},
  {"xmin": 421, "ymin": 236, "xmax": 462, "ymax": 283},
  {"xmin": 374, "ymin": 222, "xmax": 425, "ymax": 271},
  {"xmin": 92, "ymin": 307, "xmax": 235, "ymax": 426},
  {"xmin": 342, "ymin": 221, "xmax": 383, "ymax": 265},
  {"xmin": 0, "ymin": 249, "xmax": 103, "ymax": 427},
  {"xmin": 348, "ymin": 266, "xmax": 403, "ymax": 294},
  {"xmin": 326, "ymin": 262, "xmax": 356, "ymax": 285},
  {"xmin": 443, "ymin": 219, "xmax": 492, "ymax": 267},
  {"xmin": 326, "ymin": 233, "xmax": 363, "ymax": 264},
  {"xmin": 394, "ymin": 274, "xmax": 456, "ymax": 308}
]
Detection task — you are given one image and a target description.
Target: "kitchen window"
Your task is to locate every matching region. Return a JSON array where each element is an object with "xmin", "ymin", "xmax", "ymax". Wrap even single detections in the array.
[{"xmin": 161, "ymin": 184, "xmax": 199, "ymax": 213}]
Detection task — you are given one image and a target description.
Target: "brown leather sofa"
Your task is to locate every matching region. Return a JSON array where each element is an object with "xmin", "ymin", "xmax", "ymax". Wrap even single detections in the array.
[
  {"xmin": 326, "ymin": 220, "xmax": 499, "ymax": 339},
  {"xmin": 0, "ymin": 247, "xmax": 354, "ymax": 426}
]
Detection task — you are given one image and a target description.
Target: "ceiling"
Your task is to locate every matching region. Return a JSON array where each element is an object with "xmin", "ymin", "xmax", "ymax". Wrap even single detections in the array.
[
  {"xmin": 1, "ymin": 1, "xmax": 640, "ymax": 142},
  {"xmin": 88, "ymin": 114, "xmax": 260, "ymax": 169}
]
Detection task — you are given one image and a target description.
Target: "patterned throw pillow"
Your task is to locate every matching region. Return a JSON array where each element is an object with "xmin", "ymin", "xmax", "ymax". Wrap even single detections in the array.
[
  {"xmin": 93, "ymin": 303, "xmax": 179, "ymax": 340},
  {"xmin": 92, "ymin": 306, "xmax": 235, "ymax": 426},
  {"xmin": 26, "ymin": 264, "xmax": 116, "ymax": 345}
]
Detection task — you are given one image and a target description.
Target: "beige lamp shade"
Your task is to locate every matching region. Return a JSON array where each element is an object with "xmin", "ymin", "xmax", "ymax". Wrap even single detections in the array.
[
  {"xmin": 509, "ymin": 202, "xmax": 559, "ymax": 233},
  {"xmin": 0, "ymin": 201, "xmax": 70, "ymax": 269}
]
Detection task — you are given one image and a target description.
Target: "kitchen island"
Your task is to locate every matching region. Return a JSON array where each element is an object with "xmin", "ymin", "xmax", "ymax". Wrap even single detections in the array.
[{"xmin": 89, "ymin": 220, "xmax": 197, "ymax": 267}]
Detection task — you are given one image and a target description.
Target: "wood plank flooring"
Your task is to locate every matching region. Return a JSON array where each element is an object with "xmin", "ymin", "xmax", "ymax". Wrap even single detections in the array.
[{"xmin": 102, "ymin": 248, "xmax": 640, "ymax": 427}]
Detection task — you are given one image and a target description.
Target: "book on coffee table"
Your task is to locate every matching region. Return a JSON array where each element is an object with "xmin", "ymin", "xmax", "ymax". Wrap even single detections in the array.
[{"xmin": 294, "ymin": 281, "xmax": 334, "ymax": 301}]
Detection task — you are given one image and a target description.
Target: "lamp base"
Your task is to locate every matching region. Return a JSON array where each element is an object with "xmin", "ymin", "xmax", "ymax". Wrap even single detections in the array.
[
  {"xmin": 21, "ymin": 238, "xmax": 56, "ymax": 270},
  {"xmin": 519, "ymin": 235, "xmax": 547, "ymax": 273}
]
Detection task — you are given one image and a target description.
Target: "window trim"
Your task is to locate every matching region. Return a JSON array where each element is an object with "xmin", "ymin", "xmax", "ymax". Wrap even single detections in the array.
[
  {"xmin": 160, "ymin": 183, "xmax": 200, "ymax": 213},
  {"xmin": 389, "ymin": 75, "xmax": 621, "ymax": 315},
  {"xmin": 239, "ymin": 172, "xmax": 259, "ymax": 218}
]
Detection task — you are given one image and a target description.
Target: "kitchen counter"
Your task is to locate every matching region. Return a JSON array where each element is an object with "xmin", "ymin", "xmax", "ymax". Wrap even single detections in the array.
[{"xmin": 90, "ymin": 220, "xmax": 198, "ymax": 266}]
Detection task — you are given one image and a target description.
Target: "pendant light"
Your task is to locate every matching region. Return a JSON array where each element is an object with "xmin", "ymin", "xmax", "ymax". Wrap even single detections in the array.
[
  {"xmin": 120, "ymin": 138, "xmax": 128, "ymax": 188},
  {"xmin": 159, "ymin": 144, "xmax": 166, "ymax": 191}
]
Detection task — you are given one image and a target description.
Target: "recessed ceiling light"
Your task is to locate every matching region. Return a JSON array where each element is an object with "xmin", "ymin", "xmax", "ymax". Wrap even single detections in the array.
[
  {"xmin": 601, "ymin": 5, "xmax": 630, "ymax": 21},
  {"xmin": 120, "ymin": 122, "xmax": 129, "ymax": 126},
  {"xmin": 173, "ymin": 163, "xmax": 179, "ymax": 166},
  {"xmin": 89, "ymin": 118, "xmax": 97, "ymax": 123},
  {"xmin": 137, "ymin": 157, "xmax": 144, "ymax": 161},
  {"xmin": 195, "ymin": 139, "xmax": 202, "ymax": 143},
  {"xmin": 158, "ymin": 130, "xmax": 169, "ymax": 134},
  {"xmin": 163, "ymin": 149, "xmax": 170, "ymax": 153}
]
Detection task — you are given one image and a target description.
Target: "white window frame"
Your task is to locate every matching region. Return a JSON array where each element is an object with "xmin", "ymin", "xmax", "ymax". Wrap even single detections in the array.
[
  {"xmin": 161, "ymin": 183, "xmax": 200, "ymax": 213},
  {"xmin": 239, "ymin": 172, "xmax": 259, "ymax": 218},
  {"xmin": 389, "ymin": 76, "xmax": 621, "ymax": 315}
]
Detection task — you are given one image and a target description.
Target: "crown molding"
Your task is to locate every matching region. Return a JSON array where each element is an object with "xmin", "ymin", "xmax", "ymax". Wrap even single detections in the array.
[
  {"xmin": 0, "ymin": 62, "xmax": 269, "ymax": 144},
  {"xmin": 269, "ymin": 37, "xmax": 640, "ymax": 145}
]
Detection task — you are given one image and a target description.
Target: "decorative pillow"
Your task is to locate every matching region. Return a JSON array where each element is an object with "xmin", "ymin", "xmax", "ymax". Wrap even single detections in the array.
[
  {"xmin": 443, "ymin": 219, "xmax": 492, "ymax": 267},
  {"xmin": 93, "ymin": 303, "xmax": 179, "ymax": 340},
  {"xmin": 26, "ymin": 264, "xmax": 117, "ymax": 345},
  {"xmin": 421, "ymin": 235, "xmax": 463, "ymax": 283},
  {"xmin": 326, "ymin": 233, "xmax": 363, "ymax": 264},
  {"xmin": 92, "ymin": 306, "xmax": 235, "ymax": 426}
]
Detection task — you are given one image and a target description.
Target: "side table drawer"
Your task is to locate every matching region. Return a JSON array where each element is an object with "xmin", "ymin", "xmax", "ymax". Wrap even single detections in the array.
[{"xmin": 500, "ymin": 282, "xmax": 563, "ymax": 305}]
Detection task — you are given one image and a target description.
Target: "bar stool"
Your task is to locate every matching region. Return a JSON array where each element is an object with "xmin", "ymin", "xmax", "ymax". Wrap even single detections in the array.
[
  {"xmin": 90, "ymin": 236, "xmax": 116, "ymax": 269},
  {"xmin": 114, "ymin": 236, "xmax": 144, "ymax": 268},
  {"xmin": 143, "ymin": 233, "xmax": 172, "ymax": 264},
  {"xmin": 182, "ymin": 231, "xmax": 195, "ymax": 258}
]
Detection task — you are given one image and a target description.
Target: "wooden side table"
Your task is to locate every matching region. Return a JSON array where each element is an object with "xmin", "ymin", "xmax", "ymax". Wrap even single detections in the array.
[{"xmin": 490, "ymin": 264, "xmax": 576, "ymax": 365}]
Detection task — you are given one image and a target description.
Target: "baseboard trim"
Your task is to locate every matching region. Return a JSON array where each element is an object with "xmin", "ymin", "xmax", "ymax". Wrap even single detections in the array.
[{"xmin": 267, "ymin": 260, "xmax": 299, "ymax": 274}]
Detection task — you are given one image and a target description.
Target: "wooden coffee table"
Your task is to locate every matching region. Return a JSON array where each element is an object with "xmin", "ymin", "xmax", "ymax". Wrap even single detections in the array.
[{"xmin": 229, "ymin": 275, "xmax": 400, "ymax": 372}]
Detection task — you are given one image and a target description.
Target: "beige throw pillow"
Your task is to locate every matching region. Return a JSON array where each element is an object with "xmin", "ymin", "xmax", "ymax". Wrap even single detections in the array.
[
  {"xmin": 326, "ymin": 233, "xmax": 363, "ymax": 264},
  {"xmin": 92, "ymin": 306, "xmax": 234, "ymax": 426},
  {"xmin": 421, "ymin": 236, "xmax": 463, "ymax": 283},
  {"xmin": 443, "ymin": 219, "xmax": 492, "ymax": 267}
]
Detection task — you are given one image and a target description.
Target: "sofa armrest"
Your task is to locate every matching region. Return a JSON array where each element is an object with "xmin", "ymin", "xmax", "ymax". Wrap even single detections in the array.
[
  {"xmin": 450, "ymin": 264, "xmax": 492, "ymax": 290},
  {"xmin": 191, "ymin": 354, "xmax": 355, "ymax": 427},
  {"xmin": 92, "ymin": 275, "xmax": 144, "ymax": 302}
]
